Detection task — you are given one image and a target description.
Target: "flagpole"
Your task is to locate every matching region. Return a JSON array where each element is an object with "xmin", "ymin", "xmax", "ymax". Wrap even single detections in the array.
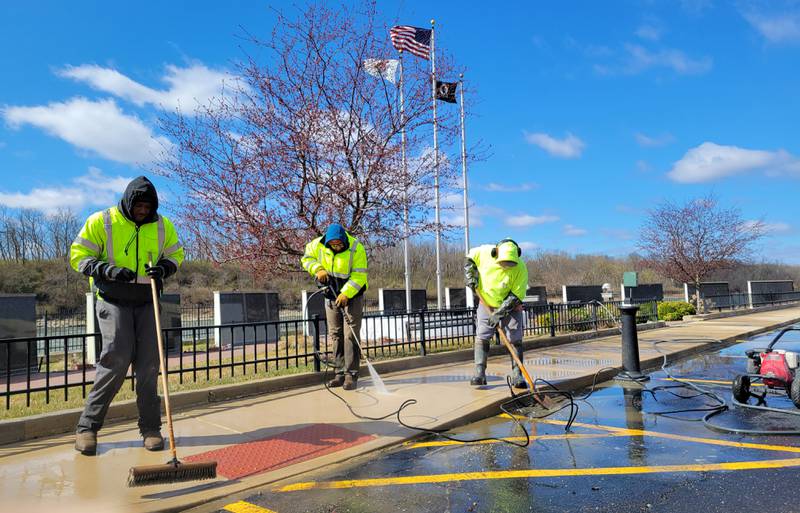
[
  {"xmin": 399, "ymin": 50, "xmax": 412, "ymax": 313},
  {"xmin": 430, "ymin": 18, "xmax": 442, "ymax": 311},
  {"xmin": 459, "ymin": 73, "xmax": 470, "ymax": 256}
]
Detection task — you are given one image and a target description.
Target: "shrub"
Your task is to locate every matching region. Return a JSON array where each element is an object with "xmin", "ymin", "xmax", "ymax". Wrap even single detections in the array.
[
  {"xmin": 657, "ymin": 301, "xmax": 696, "ymax": 321},
  {"xmin": 534, "ymin": 306, "xmax": 596, "ymax": 332}
]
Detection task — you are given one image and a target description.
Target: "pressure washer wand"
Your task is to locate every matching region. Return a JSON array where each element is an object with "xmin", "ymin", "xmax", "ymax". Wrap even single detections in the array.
[{"xmin": 319, "ymin": 282, "xmax": 388, "ymax": 394}]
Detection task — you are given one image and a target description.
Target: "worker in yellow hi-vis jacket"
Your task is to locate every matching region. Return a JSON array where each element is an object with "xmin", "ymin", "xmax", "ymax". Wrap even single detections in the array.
[
  {"xmin": 70, "ymin": 176, "xmax": 184, "ymax": 456},
  {"xmin": 301, "ymin": 224, "xmax": 368, "ymax": 391},
  {"xmin": 464, "ymin": 238, "xmax": 528, "ymax": 388}
]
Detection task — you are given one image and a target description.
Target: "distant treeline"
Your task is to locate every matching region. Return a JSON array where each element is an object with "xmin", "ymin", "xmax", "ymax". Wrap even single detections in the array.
[{"xmin": 2, "ymin": 237, "xmax": 798, "ymax": 310}]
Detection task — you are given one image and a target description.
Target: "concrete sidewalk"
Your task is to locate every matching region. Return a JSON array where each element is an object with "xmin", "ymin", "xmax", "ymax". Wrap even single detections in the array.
[{"xmin": 2, "ymin": 307, "xmax": 799, "ymax": 513}]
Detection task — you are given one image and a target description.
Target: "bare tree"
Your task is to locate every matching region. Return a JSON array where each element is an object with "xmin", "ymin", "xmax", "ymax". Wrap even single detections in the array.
[
  {"xmin": 158, "ymin": 1, "xmax": 468, "ymax": 273},
  {"xmin": 0, "ymin": 208, "xmax": 81, "ymax": 262},
  {"xmin": 46, "ymin": 209, "xmax": 81, "ymax": 260},
  {"xmin": 638, "ymin": 196, "xmax": 764, "ymax": 311}
]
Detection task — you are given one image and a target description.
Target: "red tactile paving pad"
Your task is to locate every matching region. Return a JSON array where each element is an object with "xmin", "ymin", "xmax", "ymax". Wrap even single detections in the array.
[{"xmin": 184, "ymin": 423, "xmax": 375, "ymax": 480}]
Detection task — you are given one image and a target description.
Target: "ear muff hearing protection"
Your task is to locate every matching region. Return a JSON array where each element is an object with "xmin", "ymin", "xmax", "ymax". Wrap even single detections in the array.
[{"xmin": 491, "ymin": 238, "xmax": 522, "ymax": 258}]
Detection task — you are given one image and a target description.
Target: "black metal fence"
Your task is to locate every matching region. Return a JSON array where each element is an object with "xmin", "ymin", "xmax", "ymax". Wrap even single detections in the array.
[
  {"xmin": 2, "ymin": 299, "xmax": 661, "ymax": 412},
  {"xmin": 701, "ymin": 290, "xmax": 800, "ymax": 312},
  {"xmin": 35, "ymin": 307, "xmax": 86, "ymax": 355}
]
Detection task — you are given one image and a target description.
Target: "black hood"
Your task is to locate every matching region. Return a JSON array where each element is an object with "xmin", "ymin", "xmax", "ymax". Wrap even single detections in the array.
[{"xmin": 119, "ymin": 176, "xmax": 159, "ymax": 224}]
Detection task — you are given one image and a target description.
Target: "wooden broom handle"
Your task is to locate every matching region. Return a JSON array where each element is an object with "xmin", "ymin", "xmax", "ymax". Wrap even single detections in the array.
[
  {"xmin": 148, "ymin": 254, "xmax": 178, "ymax": 461},
  {"xmin": 474, "ymin": 288, "xmax": 535, "ymax": 391}
]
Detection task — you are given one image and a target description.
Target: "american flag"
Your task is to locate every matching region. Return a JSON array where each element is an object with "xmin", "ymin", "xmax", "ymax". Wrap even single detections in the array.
[{"xmin": 390, "ymin": 26, "xmax": 431, "ymax": 60}]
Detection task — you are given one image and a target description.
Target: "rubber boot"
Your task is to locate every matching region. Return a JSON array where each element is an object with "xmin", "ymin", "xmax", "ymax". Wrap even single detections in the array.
[
  {"xmin": 471, "ymin": 339, "xmax": 490, "ymax": 386},
  {"xmin": 510, "ymin": 342, "xmax": 528, "ymax": 389}
]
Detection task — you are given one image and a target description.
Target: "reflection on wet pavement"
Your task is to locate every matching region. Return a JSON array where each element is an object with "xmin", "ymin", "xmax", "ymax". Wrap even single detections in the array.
[{"xmin": 218, "ymin": 326, "xmax": 800, "ymax": 513}]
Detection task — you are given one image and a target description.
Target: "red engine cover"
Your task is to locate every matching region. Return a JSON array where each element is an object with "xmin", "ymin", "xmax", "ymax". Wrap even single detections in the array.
[{"xmin": 760, "ymin": 352, "xmax": 794, "ymax": 388}]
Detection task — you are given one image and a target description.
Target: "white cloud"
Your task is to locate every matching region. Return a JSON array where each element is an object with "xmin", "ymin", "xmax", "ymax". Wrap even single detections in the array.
[
  {"xmin": 624, "ymin": 44, "xmax": 712, "ymax": 75},
  {"xmin": 681, "ymin": 0, "xmax": 713, "ymax": 15},
  {"xmin": 635, "ymin": 132, "xmax": 675, "ymax": 147},
  {"xmin": 563, "ymin": 224, "xmax": 588, "ymax": 236},
  {"xmin": 743, "ymin": 220, "xmax": 791, "ymax": 234},
  {"xmin": 483, "ymin": 182, "xmax": 539, "ymax": 192},
  {"xmin": 0, "ymin": 167, "xmax": 132, "ymax": 213},
  {"xmin": 3, "ymin": 97, "xmax": 172, "ymax": 164},
  {"xmin": 741, "ymin": 9, "xmax": 800, "ymax": 43},
  {"xmin": 523, "ymin": 131, "xmax": 585, "ymax": 159},
  {"xmin": 615, "ymin": 204, "xmax": 643, "ymax": 214},
  {"xmin": 58, "ymin": 64, "xmax": 232, "ymax": 111},
  {"xmin": 667, "ymin": 142, "xmax": 800, "ymax": 183},
  {"xmin": 506, "ymin": 214, "xmax": 559, "ymax": 227},
  {"xmin": 602, "ymin": 228, "xmax": 635, "ymax": 241},
  {"xmin": 636, "ymin": 160, "xmax": 653, "ymax": 173},
  {"xmin": 636, "ymin": 24, "xmax": 662, "ymax": 41},
  {"xmin": 440, "ymin": 193, "xmax": 502, "ymax": 228},
  {"xmin": 518, "ymin": 241, "xmax": 539, "ymax": 252}
]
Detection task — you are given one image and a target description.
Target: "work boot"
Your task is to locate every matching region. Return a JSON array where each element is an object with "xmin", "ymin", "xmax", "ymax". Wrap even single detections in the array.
[
  {"xmin": 470, "ymin": 374, "xmax": 487, "ymax": 386},
  {"xmin": 343, "ymin": 374, "xmax": 358, "ymax": 391},
  {"xmin": 74, "ymin": 431, "xmax": 97, "ymax": 456},
  {"xmin": 328, "ymin": 374, "xmax": 346, "ymax": 388},
  {"xmin": 142, "ymin": 431, "xmax": 164, "ymax": 451}
]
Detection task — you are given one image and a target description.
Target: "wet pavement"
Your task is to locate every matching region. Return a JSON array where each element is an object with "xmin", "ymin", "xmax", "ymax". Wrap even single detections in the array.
[{"xmin": 206, "ymin": 328, "xmax": 800, "ymax": 513}]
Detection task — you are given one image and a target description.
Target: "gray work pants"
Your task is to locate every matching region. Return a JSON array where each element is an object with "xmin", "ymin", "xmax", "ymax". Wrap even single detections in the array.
[
  {"xmin": 76, "ymin": 298, "xmax": 161, "ymax": 435},
  {"xmin": 474, "ymin": 303, "xmax": 525, "ymax": 382},
  {"xmin": 325, "ymin": 294, "xmax": 364, "ymax": 376}
]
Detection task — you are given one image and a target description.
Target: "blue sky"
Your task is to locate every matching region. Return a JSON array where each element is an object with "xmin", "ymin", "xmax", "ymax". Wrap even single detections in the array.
[{"xmin": 1, "ymin": 1, "xmax": 799, "ymax": 261}]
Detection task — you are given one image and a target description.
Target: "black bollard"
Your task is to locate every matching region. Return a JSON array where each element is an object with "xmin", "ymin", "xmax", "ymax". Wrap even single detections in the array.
[{"xmin": 616, "ymin": 304, "xmax": 649, "ymax": 382}]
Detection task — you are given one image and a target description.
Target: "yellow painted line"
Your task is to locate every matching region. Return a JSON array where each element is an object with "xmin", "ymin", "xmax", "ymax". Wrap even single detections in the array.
[
  {"xmin": 664, "ymin": 377, "xmax": 764, "ymax": 387},
  {"xmin": 513, "ymin": 417, "xmax": 800, "ymax": 454},
  {"xmin": 405, "ymin": 432, "xmax": 629, "ymax": 449},
  {"xmin": 276, "ymin": 457, "xmax": 800, "ymax": 491},
  {"xmin": 223, "ymin": 500, "xmax": 278, "ymax": 513}
]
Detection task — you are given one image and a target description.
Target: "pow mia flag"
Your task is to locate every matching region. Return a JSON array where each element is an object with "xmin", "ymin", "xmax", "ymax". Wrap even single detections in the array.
[{"xmin": 435, "ymin": 81, "xmax": 458, "ymax": 103}]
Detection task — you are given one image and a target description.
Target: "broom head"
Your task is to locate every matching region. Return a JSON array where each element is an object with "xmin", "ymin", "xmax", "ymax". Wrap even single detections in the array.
[{"xmin": 127, "ymin": 458, "xmax": 217, "ymax": 487}]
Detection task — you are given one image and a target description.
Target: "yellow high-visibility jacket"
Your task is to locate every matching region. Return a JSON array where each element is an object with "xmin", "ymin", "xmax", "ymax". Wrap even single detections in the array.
[
  {"xmin": 301, "ymin": 233, "xmax": 368, "ymax": 298},
  {"xmin": 468, "ymin": 245, "xmax": 528, "ymax": 308},
  {"xmin": 70, "ymin": 206, "xmax": 184, "ymax": 303}
]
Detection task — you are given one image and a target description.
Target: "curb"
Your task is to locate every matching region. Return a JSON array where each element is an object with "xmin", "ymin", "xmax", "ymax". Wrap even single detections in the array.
[{"xmin": 0, "ymin": 322, "xmax": 665, "ymax": 446}]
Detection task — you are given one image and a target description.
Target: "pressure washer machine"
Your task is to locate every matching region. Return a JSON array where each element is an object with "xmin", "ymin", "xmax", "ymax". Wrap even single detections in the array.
[{"xmin": 732, "ymin": 327, "xmax": 800, "ymax": 407}]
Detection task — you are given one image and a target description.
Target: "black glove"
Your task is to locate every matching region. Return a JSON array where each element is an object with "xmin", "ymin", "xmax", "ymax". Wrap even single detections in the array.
[
  {"xmin": 487, "ymin": 293, "xmax": 522, "ymax": 328},
  {"xmin": 145, "ymin": 262, "xmax": 166, "ymax": 280},
  {"xmin": 464, "ymin": 258, "xmax": 479, "ymax": 290},
  {"xmin": 104, "ymin": 264, "xmax": 136, "ymax": 282},
  {"xmin": 145, "ymin": 259, "xmax": 177, "ymax": 280}
]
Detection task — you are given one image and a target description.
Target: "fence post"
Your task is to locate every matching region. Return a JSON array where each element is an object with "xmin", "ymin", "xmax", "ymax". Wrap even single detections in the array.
[
  {"xmin": 592, "ymin": 302, "xmax": 598, "ymax": 331},
  {"xmin": 548, "ymin": 303, "xmax": 556, "ymax": 337},
  {"xmin": 311, "ymin": 314, "xmax": 321, "ymax": 372},
  {"xmin": 419, "ymin": 309, "xmax": 427, "ymax": 356}
]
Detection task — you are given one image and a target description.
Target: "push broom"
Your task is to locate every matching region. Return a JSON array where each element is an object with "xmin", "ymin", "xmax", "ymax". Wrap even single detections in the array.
[
  {"xmin": 127, "ymin": 256, "xmax": 217, "ymax": 487},
  {"xmin": 473, "ymin": 288, "xmax": 550, "ymax": 407}
]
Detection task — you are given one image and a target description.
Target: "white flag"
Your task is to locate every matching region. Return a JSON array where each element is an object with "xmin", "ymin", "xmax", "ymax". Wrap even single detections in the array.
[{"xmin": 363, "ymin": 59, "xmax": 399, "ymax": 84}]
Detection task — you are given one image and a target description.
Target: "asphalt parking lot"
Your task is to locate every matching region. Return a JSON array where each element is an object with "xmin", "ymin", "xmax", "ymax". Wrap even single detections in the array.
[{"xmin": 208, "ymin": 329, "xmax": 800, "ymax": 513}]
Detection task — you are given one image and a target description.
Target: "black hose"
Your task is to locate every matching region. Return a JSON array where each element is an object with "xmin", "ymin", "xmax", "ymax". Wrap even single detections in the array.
[
  {"xmin": 638, "ymin": 336, "xmax": 800, "ymax": 435},
  {"xmin": 305, "ymin": 286, "xmax": 555, "ymax": 447}
]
